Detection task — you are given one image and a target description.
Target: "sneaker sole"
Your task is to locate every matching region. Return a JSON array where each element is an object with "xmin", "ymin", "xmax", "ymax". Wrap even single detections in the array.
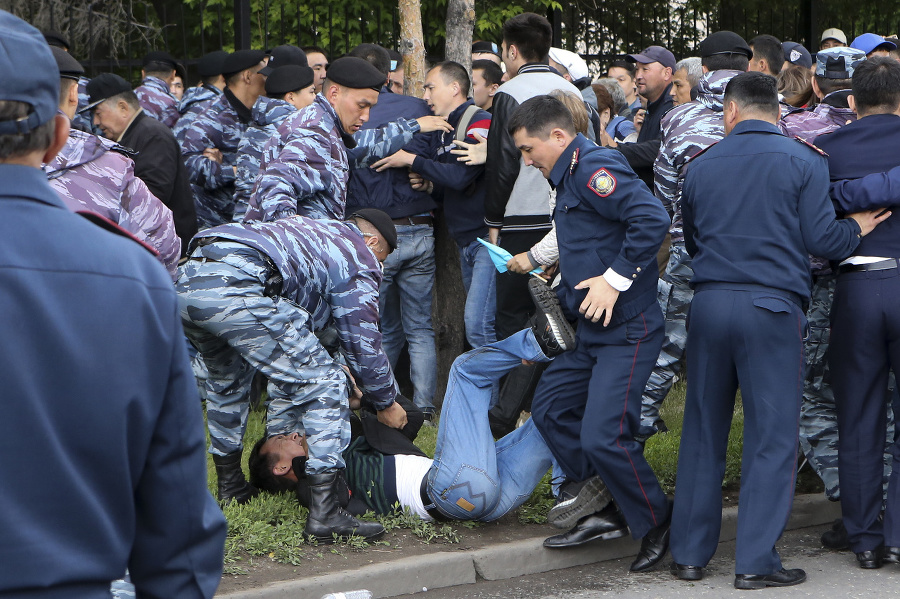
[
  {"xmin": 528, "ymin": 278, "xmax": 576, "ymax": 351},
  {"xmin": 547, "ymin": 477, "xmax": 612, "ymax": 529}
]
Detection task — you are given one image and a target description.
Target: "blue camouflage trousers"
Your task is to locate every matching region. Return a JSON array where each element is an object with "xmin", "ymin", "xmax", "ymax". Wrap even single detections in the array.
[
  {"xmin": 175, "ymin": 240, "xmax": 350, "ymax": 473},
  {"xmin": 640, "ymin": 242, "xmax": 694, "ymax": 441},
  {"xmin": 800, "ymin": 273, "xmax": 894, "ymax": 501}
]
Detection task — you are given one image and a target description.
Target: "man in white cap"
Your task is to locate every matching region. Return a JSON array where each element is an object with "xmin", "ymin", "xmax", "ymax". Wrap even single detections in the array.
[{"xmin": 821, "ymin": 27, "xmax": 848, "ymax": 50}]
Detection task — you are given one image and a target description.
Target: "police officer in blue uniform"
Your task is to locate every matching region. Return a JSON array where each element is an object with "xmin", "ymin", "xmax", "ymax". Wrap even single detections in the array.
[
  {"xmin": 508, "ymin": 95, "xmax": 673, "ymax": 573},
  {"xmin": 669, "ymin": 72, "xmax": 887, "ymax": 589}
]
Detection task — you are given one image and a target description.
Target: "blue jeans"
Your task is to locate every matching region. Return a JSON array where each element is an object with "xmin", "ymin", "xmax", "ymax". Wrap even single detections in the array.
[
  {"xmin": 379, "ymin": 224, "xmax": 437, "ymax": 412},
  {"xmin": 426, "ymin": 330, "xmax": 554, "ymax": 521},
  {"xmin": 459, "ymin": 239, "xmax": 497, "ymax": 349}
]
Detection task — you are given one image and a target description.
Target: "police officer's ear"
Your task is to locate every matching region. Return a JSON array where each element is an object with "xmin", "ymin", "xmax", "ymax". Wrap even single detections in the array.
[
  {"xmin": 847, "ymin": 93, "xmax": 857, "ymax": 115},
  {"xmin": 42, "ymin": 113, "xmax": 71, "ymax": 165}
]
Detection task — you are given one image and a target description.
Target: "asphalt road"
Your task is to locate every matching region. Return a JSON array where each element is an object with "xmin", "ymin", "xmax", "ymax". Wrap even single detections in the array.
[{"xmin": 394, "ymin": 525, "xmax": 900, "ymax": 599}]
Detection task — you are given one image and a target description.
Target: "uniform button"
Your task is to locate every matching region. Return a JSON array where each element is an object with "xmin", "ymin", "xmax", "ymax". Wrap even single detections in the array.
[
  {"xmin": 632, "ymin": 274, "xmax": 637, "ymax": 279},
  {"xmin": 636, "ymin": 267, "xmax": 642, "ymax": 272}
]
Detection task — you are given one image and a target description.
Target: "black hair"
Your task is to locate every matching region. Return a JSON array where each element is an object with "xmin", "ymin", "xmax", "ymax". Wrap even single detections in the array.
[
  {"xmin": 508, "ymin": 94, "xmax": 576, "ymax": 138},
  {"xmin": 749, "ymin": 34, "xmax": 785, "ymax": 75},
  {"xmin": 472, "ymin": 59, "xmax": 503, "ymax": 87},
  {"xmin": 608, "ymin": 60, "xmax": 636, "ymax": 76},
  {"xmin": 0, "ymin": 101, "xmax": 57, "ymax": 161},
  {"xmin": 247, "ymin": 437, "xmax": 296, "ymax": 493},
  {"xmin": 58, "ymin": 77, "xmax": 78, "ymax": 107},
  {"xmin": 723, "ymin": 71, "xmax": 779, "ymax": 118},
  {"xmin": 814, "ymin": 75, "xmax": 852, "ymax": 96},
  {"xmin": 201, "ymin": 74, "xmax": 223, "ymax": 87},
  {"xmin": 851, "ymin": 56, "xmax": 900, "ymax": 115},
  {"xmin": 144, "ymin": 60, "xmax": 175, "ymax": 78},
  {"xmin": 701, "ymin": 53, "xmax": 750, "ymax": 72},
  {"xmin": 302, "ymin": 46, "xmax": 329, "ymax": 59},
  {"xmin": 501, "ymin": 12, "xmax": 552, "ymax": 63},
  {"xmin": 432, "ymin": 61, "xmax": 471, "ymax": 97},
  {"xmin": 349, "ymin": 43, "xmax": 392, "ymax": 77}
]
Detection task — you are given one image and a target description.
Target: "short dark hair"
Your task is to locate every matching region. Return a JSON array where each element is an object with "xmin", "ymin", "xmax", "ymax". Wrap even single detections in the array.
[
  {"xmin": 723, "ymin": 71, "xmax": 779, "ymax": 118},
  {"xmin": 247, "ymin": 437, "xmax": 296, "ymax": 493},
  {"xmin": 851, "ymin": 56, "xmax": 900, "ymax": 115},
  {"xmin": 501, "ymin": 13, "xmax": 552, "ymax": 63},
  {"xmin": 749, "ymin": 34, "xmax": 784, "ymax": 75},
  {"xmin": 0, "ymin": 101, "xmax": 57, "ymax": 161},
  {"xmin": 701, "ymin": 53, "xmax": 750, "ymax": 72},
  {"xmin": 814, "ymin": 74, "xmax": 852, "ymax": 96},
  {"xmin": 302, "ymin": 45, "xmax": 328, "ymax": 58},
  {"xmin": 201, "ymin": 74, "xmax": 223, "ymax": 87},
  {"xmin": 144, "ymin": 61, "xmax": 175, "ymax": 78},
  {"xmin": 58, "ymin": 77, "xmax": 78, "ymax": 107},
  {"xmin": 508, "ymin": 94, "xmax": 576, "ymax": 138},
  {"xmin": 432, "ymin": 61, "xmax": 471, "ymax": 97},
  {"xmin": 608, "ymin": 60, "xmax": 635, "ymax": 77},
  {"xmin": 349, "ymin": 43, "xmax": 391, "ymax": 77},
  {"xmin": 472, "ymin": 59, "xmax": 503, "ymax": 86}
]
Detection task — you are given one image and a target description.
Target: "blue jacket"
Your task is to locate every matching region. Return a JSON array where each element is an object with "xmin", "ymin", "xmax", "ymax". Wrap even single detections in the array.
[
  {"xmin": 0, "ymin": 165, "xmax": 226, "ymax": 597},
  {"xmin": 346, "ymin": 88, "xmax": 437, "ymax": 218},
  {"xmin": 410, "ymin": 99, "xmax": 491, "ymax": 246},
  {"xmin": 550, "ymin": 134, "xmax": 669, "ymax": 329},
  {"xmin": 683, "ymin": 120, "xmax": 861, "ymax": 300},
  {"xmin": 813, "ymin": 113, "xmax": 900, "ymax": 259}
]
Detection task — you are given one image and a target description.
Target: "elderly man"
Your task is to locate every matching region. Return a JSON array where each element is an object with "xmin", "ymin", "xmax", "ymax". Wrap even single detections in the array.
[{"xmin": 176, "ymin": 209, "xmax": 400, "ymax": 543}]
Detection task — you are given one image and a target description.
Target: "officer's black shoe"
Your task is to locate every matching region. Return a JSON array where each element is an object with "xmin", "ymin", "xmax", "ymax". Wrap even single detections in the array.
[
  {"xmin": 543, "ymin": 503, "xmax": 629, "ymax": 548},
  {"xmin": 883, "ymin": 546, "xmax": 900, "ymax": 564},
  {"xmin": 630, "ymin": 501, "xmax": 672, "ymax": 572},
  {"xmin": 304, "ymin": 471, "xmax": 385, "ymax": 544},
  {"xmin": 528, "ymin": 277, "xmax": 576, "ymax": 357},
  {"xmin": 548, "ymin": 476, "xmax": 612, "ymax": 530},
  {"xmin": 213, "ymin": 451, "xmax": 259, "ymax": 504},
  {"xmin": 856, "ymin": 549, "xmax": 883, "ymax": 569},
  {"xmin": 734, "ymin": 568, "xmax": 807, "ymax": 590},
  {"xmin": 821, "ymin": 517, "xmax": 850, "ymax": 550},
  {"xmin": 670, "ymin": 562, "xmax": 704, "ymax": 581}
]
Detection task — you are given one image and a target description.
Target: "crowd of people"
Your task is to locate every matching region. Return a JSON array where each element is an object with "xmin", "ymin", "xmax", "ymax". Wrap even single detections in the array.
[{"xmin": 1, "ymin": 4, "xmax": 899, "ymax": 596}]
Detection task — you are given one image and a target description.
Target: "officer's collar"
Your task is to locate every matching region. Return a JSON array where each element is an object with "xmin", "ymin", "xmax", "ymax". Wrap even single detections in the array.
[
  {"xmin": 729, "ymin": 119, "xmax": 783, "ymax": 136},
  {"xmin": 549, "ymin": 133, "xmax": 590, "ymax": 187},
  {"xmin": 224, "ymin": 87, "xmax": 254, "ymax": 124}
]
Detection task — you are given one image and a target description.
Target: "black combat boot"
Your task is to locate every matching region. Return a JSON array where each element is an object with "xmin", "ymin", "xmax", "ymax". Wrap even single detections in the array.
[
  {"xmin": 213, "ymin": 451, "xmax": 259, "ymax": 504},
  {"xmin": 304, "ymin": 471, "xmax": 385, "ymax": 544}
]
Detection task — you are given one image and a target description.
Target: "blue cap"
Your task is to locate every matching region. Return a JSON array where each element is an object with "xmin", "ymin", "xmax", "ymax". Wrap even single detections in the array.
[
  {"xmin": 0, "ymin": 10, "xmax": 59, "ymax": 135},
  {"xmin": 782, "ymin": 42, "xmax": 812, "ymax": 69},
  {"xmin": 815, "ymin": 47, "xmax": 866, "ymax": 79},
  {"xmin": 850, "ymin": 33, "xmax": 897, "ymax": 55}
]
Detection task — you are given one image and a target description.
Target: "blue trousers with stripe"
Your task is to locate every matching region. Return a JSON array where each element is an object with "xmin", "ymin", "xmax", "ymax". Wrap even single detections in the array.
[{"xmin": 532, "ymin": 306, "xmax": 667, "ymax": 539}]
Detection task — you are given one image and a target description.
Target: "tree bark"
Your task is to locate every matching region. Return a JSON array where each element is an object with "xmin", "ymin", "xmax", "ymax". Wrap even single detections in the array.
[
  {"xmin": 398, "ymin": 0, "xmax": 427, "ymax": 98},
  {"xmin": 444, "ymin": 0, "xmax": 475, "ymax": 71}
]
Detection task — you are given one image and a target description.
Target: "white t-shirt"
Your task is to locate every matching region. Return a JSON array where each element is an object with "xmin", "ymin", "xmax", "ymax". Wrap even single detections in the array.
[{"xmin": 392, "ymin": 454, "xmax": 435, "ymax": 521}]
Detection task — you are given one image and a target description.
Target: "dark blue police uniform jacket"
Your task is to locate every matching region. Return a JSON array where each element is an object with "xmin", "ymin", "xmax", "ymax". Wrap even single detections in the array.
[{"xmin": 0, "ymin": 165, "xmax": 226, "ymax": 598}]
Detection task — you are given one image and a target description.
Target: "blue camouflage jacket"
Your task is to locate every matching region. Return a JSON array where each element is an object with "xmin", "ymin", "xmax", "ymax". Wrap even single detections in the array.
[
  {"xmin": 246, "ymin": 93, "xmax": 421, "ymax": 222},
  {"xmin": 135, "ymin": 75, "xmax": 179, "ymax": 128},
  {"xmin": 192, "ymin": 216, "xmax": 399, "ymax": 409},
  {"xmin": 234, "ymin": 97, "xmax": 297, "ymax": 222},
  {"xmin": 175, "ymin": 89, "xmax": 250, "ymax": 229},
  {"xmin": 178, "ymin": 84, "xmax": 222, "ymax": 116},
  {"xmin": 654, "ymin": 69, "xmax": 741, "ymax": 244}
]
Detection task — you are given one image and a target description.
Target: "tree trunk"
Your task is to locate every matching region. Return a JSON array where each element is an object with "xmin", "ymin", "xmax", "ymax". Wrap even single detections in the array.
[
  {"xmin": 398, "ymin": 0, "xmax": 426, "ymax": 98},
  {"xmin": 444, "ymin": 0, "xmax": 475, "ymax": 70}
]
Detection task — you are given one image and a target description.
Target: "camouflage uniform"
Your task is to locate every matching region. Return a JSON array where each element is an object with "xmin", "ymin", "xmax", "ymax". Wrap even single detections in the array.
[
  {"xmin": 233, "ymin": 96, "xmax": 296, "ymax": 222},
  {"xmin": 779, "ymin": 96, "xmax": 857, "ymax": 142},
  {"xmin": 46, "ymin": 128, "xmax": 181, "ymax": 279},
  {"xmin": 174, "ymin": 91, "xmax": 249, "ymax": 229},
  {"xmin": 178, "ymin": 84, "xmax": 221, "ymax": 117},
  {"xmin": 246, "ymin": 94, "xmax": 421, "ymax": 223},
  {"xmin": 134, "ymin": 75, "xmax": 179, "ymax": 128},
  {"xmin": 73, "ymin": 75, "xmax": 99, "ymax": 134},
  {"xmin": 641, "ymin": 70, "xmax": 742, "ymax": 440},
  {"xmin": 176, "ymin": 216, "xmax": 398, "ymax": 471}
]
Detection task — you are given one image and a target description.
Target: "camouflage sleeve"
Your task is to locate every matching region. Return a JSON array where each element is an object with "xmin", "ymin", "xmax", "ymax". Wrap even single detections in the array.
[
  {"xmin": 162, "ymin": 103, "xmax": 180, "ymax": 129},
  {"xmin": 119, "ymin": 168, "xmax": 181, "ymax": 280},
  {"xmin": 177, "ymin": 121, "xmax": 235, "ymax": 192},
  {"xmin": 232, "ymin": 135, "xmax": 259, "ymax": 223},
  {"xmin": 253, "ymin": 129, "xmax": 329, "ymax": 222},
  {"xmin": 348, "ymin": 117, "xmax": 420, "ymax": 168},
  {"xmin": 333, "ymin": 272, "xmax": 398, "ymax": 410},
  {"xmin": 653, "ymin": 118, "xmax": 679, "ymax": 217}
]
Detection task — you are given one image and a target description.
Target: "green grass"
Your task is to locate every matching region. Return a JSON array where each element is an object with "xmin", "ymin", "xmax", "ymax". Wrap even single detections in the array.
[{"xmin": 210, "ymin": 380, "xmax": 748, "ymax": 573}]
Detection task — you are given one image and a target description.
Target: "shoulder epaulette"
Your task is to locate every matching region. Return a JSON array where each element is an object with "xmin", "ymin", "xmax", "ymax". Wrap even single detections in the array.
[
  {"xmin": 793, "ymin": 136, "xmax": 828, "ymax": 157},
  {"xmin": 76, "ymin": 210, "xmax": 160, "ymax": 257}
]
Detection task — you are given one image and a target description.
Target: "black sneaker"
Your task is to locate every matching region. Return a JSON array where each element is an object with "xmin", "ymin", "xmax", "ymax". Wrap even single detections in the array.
[
  {"xmin": 528, "ymin": 277, "xmax": 576, "ymax": 357},
  {"xmin": 548, "ymin": 476, "xmax": 612, "ymax": 530}
]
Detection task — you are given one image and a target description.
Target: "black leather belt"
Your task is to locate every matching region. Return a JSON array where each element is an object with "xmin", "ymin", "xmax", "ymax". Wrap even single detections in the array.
[
  {"xmin": 838, "ymin": 258, "xmax": 899, "ymax": 275},
  {"xmin": 419, "ymin": 476, "xmax": 451, "ymax": 522},
  {"xmin": 393, "ymin": 215, "xmax": 433, "ymax": 226}
]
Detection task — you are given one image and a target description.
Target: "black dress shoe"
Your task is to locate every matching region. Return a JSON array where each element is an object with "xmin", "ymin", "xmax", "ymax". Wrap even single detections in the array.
[
  {"xmin": 856, "ymin": 549, "xmax": 883, "ymax": 569},
  {"xmin": 883, "ymin": 546, "xmax": 900, "ymax": 564},
  {"xmin": 543, "ymin": 503, "xmax": 629, "ymax": 548},
  {"xmin": 630, "ymin": 504, "xmax": 672, "ymax": 572},
  {"xmin": 734, "ymin": 568, "xmax": 807, "ymax": 589},
  {"xmin": 670, "ymin": 562, "xmax": 703, "ymax": 581},
  {"xmin": 821, "ymin": 518, "xmax": 850, "ymax": 551}
]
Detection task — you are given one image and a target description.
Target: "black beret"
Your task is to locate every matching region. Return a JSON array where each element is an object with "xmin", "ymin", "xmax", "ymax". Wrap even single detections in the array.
[
  {"xmin": 700, "ymin": 31, "xmax": 752, "ymax": 59},
  {"xmin": 51, "ymin": 45, "xmax": 84, "ymax": 80},
  {"xmin": 43, "ymin": 30, "xmax": 70, "ymax": 51},
  {"xmin": 223, "ymin": 49, "xmax": 268, "ymax": 77},
  {"xmin": 260, "ymin": 45, "xmax": 307, "ymax": 76},
  {"xmin": 325, "ymin": 56, "xmax": 385, "ymax": 91},
  {"xmin": 472, "ymin": 40, "xmax": 501, "ymax": 56},
  {"xmin": 143, "ymin": 50, "xmax": 178, "ymax": 69},
  {"xmin": 197, "ymin": 50, "xmax": 229, "ymax": 77},
  {"xmin": 81, "ymin": 73, "xmax": 132, "ymax": 112},
  {"xmin": 265, "ymin": 65, "xmax": 315, "ymax": 95},
  {"xmin": 350, "ymin": 208, "xmax": 398, "ymax": 251}
]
